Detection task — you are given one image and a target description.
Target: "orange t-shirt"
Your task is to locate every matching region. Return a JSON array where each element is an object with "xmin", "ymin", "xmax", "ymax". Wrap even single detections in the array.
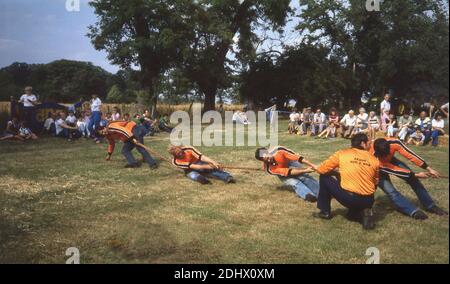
[
  {"xmin": 105, "ymin": 121, "xmax": 136, "ymax": 154},
  {"xmin": 317, "ymin": 148, "xmax": 380, "ymax": 195},
  {"xmin": 172, "ymin": 147, "xmax": 202, "ymax": 169},
  {"xmin": 263, "ymin": 146, "xmax": 304, "ymax": 177}
]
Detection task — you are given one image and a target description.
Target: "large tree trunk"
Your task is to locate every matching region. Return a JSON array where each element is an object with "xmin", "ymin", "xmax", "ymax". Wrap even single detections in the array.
[{"xmin": 203, "ymin": 88, "xmax": 216, "ymax": 112}]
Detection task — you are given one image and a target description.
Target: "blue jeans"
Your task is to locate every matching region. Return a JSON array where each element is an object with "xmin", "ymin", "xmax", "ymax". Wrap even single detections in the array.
[
  {"xmin": 186, "ymin": 162, "xmax": 232, "ymax": 183},
  {"xmin": 317, "ymin": 175, "xmax": 374, "ymax": 213},
  {"xmin": 88, "ymin": 111, "xmax": 102, "ymax": 137},
  {"xmin": 422, "ymin": 129, "xmax": 432, "ymax": 145},
  {"xmin": 431, "ymin": 130, "xmax": 443, "ymax": 146},
  {"xmin": 122, "ymin": 125, "xmax": 157, "ymax": 167},
  {"xmin": 57, "ymin": 128, "xmax": 70, "ymax": 139},
  {"xmin": 279, "ymin": 161, "xmax": 319, "ymax": 200},
  {"xmin": 378, "ymin": 158, "xmax": 435, "ymax": 216},
  {"xmin": 280, "ymin": 174, "xmax": 319, "ymax": 200}
]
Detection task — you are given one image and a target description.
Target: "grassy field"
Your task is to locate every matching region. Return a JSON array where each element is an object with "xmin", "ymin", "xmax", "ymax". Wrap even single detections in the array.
[{"xmin": 0, "ymin": 120, "xmax": 448, "ymax": 264}]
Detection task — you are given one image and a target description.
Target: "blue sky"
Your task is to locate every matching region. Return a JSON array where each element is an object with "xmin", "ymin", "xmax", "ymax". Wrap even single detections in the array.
[
  {"xmin": 0, "ymin": 0, "xmax": 119, "ymax": 73},
  {"xmin": 0, "ymin": 0, "xmax": 300, "ymax": 74}
]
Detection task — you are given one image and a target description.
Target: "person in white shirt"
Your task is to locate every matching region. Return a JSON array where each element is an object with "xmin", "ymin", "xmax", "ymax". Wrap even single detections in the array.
[
  {"xmin": 18, "ymin": 86, "xmax": 39, "ymax": 132},
  {"xmin": 340, "ymin": 110, "xmax": 357, "ymax": 138},
  {"xmin": 368, "ymin": 111, "xmax": 380, "ymax": 140},
  {"xmin": 87, "ymin": 94, "xmax": 102, "ymax": 140},
  {"xmin": 431, "ymin": 114, "xmax": 445, "ymax": 146},
  {"xmin": 380, "ymin": 94, "xmax": 391, "ymax": 131},
  {"xmin": 111, "ymin": 106, "xmax": 121, "ymax": 121},
  {"xmin": 354, "ymin": 107, "xmax": 369, "ymax": 135},
  {"xmin": 311, "ymin": 108, "xmax": 326, "ymax": 136},
  {"xmin": 77, "ymin": 111, "xmax": 90, "ymax": 138},
  {"xmin": 18, "ymin": 121, "xmax": 38, "ymax": 140},
  {"xmin": 42, "ymin": 112, "xmax": 56, "ymax": 135},
  {"xmin": 288, "ymin": 109, "xmax": 300, "ymax": 134},
  {"xmin": 55, "ymin": 111, "xmax": 79, "ymax": 141}
]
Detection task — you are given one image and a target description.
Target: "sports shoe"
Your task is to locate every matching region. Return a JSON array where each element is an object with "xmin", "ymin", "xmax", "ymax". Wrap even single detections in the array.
[
  {"xmin": 412, "ymin": 210, "xmax": 428, "ymax": 220},
  {"xmin": 313, "ymin": 211, "xmax": 332, "ymax": 220},
  {"xmin": 426, "ymin": 205, "xmax": 448, "ymax": 216},
  {"xmin": 305, "ymin": 194, "xmax": 317, "ymax": 203}
]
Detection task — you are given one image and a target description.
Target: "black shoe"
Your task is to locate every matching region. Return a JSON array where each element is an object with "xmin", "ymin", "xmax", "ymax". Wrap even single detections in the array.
[
  {"xmin": 313, "ymin": 211, "xmax": 332, "ymax": 220},
  {"xmin": 426, "ymin": 205, "xmax": 448, "ymax": 216},
  {"xmin": 305, "ymin": 194, "xmax": 317, "ymax": 203},
  {"xmin": 361, "ymin": 208, "xmax": 375, "ymax": 230},
  {"xmin": 225, "ymin": 177, "xmax": 236, "ymax": 184},
  {"xmin": 412, "ymin": 210, "xmax": 428, "ymax": 220},
  {"xmin": 149, "ymin": 164, "xmax": 158, "ymax": 170}
]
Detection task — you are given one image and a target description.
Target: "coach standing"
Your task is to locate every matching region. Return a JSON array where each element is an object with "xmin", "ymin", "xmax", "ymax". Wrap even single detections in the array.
[
  {"xmin": 88, "ymin": 94, "xmax": 102, "ymax": 141},
  {"xmin": 18, "ymin": 86, "xmax": 39, "ymax": 132},
  {"xmin": 313, "ymin": 133, "xmax": 380, "ymax": 230}
]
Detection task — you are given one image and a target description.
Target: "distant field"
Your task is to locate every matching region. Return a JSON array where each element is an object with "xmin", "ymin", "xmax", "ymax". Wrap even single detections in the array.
[{"xmin": 0, "ymin": 120, "xmax": 448, "ymax": 263}]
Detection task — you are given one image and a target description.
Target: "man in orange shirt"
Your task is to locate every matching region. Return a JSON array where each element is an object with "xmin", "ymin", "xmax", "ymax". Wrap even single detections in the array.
[
  {"xmin": 97, "ymin": 120, "xmax": 158, "ymax": 169},
  {"xmin": 254, "ymin": 146, "xmax": 318, "ymax": 202},
  {"xmin": 168, "ymin": 145, "xmax": 235, "ymax": 184},
  {"xmin": 372, "ymin": 138, "xmax": 447, "ymax": 219},
  {"xmin": 313, "ymin": 133, "xmax": 380, "ymax": 230}
]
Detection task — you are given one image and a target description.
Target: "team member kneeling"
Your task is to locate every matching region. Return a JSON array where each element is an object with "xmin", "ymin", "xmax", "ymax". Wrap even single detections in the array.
[
  {"xmin": 313, "ymin": 133, "xmax": 379, "ymax": 230},
  {"xmin": 255, "ymin": 146, "xmax": 319, "ymax": 202},
  {"xmin": 168, "ymin": 145, "xmax": 235, "ymax": 185}
]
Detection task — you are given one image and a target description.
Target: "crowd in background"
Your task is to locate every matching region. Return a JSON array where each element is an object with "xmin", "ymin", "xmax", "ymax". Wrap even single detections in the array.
[
  {"xmin": 1, "ymin": 87, "xmax": 174, "ymax": 143},
  {"xmin": 1, "ymin": 88, "xmax": 449, "ymax": 148},
  {"xmin": 287, "ymin": 94, "xmax": 449, "ymax": 147}
]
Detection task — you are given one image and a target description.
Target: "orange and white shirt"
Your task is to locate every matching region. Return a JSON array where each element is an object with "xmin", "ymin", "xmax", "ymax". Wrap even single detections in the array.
[
  {"xmin": 105, "ymin": 121, "xmax": 136, "ymax": 154},
  {"xmin": 262, "ymin": 146, "xmax": 304, "ymax": 177},
  {"xmin": 370, "ymin": 138, "xmax": 428, "ymax": 178},
  {"xmin": 172, "ymin": 146, "xmax": 203, "ymax": 170}
]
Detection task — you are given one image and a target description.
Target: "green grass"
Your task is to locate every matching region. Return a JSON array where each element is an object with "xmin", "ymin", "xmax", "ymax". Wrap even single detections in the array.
[{"xmin": 0, "ymin": 120, "xmax": 448, "ymax": 264}]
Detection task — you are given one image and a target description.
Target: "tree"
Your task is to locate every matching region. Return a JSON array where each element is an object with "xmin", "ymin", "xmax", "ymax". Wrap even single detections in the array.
[
  {"xmin": 88, "ymin": 0, "xmax": 193, "ymax": 113},
  {"xmin": 178, "ymin": 0, "xmax": 292, "ymax": 111},
  {"xmin": 297, "ymin": 0, "xmax": 449, "ymax": 105}
]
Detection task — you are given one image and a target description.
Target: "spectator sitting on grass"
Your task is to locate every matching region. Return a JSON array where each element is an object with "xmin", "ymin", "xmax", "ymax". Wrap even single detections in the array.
[
  {"xmin": 159, "ymin": 114, "xmax": 174, "ymax": 133},
  {"xmin": 368, "ymin": 111, "xmax": 380, "ymax": 140},
  {"xmin": 352, "ymin": 107, "xmax": 369, "ymax": 137},
  {"xmin": 398, "ymin": 113, "xmax": 414, "ymax": 142},
  {"xmin": 42, "ymin": 112, "xmax": 56, "ymax": 135},
  {"xmin": 340, "ymin": 110, "xmax": 357, "ymax": 139},
  {"xmin": 317, "ymin": 108, "xmax": 339, "ymax": 139},
  {"xmin": 288, "ymin": 108, "xmax": 300, "ymax": 134},
  {"xmin": 415, "ymin": 111, "xmax": 432, "ymax": 145},
  {"xmin": 55, "ymin": 112, "xmax": 79, "ymax": 141},
  {"xmin": 18, "ymin": 121, "xmax": 38, "ymax": 140},
  {"xmin": 386, "ymin": 113, "xmax": 398, "ymax": 138},
  {"xmin": 122, "ymin": 113, "xmax": 131, "ymax": 122},
  {"xmin": 407, "ymin": 127, "xmax": 425, "ymax": 146},
  {"xmin": 77, "ymin": 111, "xmax": 89, "ymax": 138},
  {"xmin": 431, "ymin": 114, "xmax": 445, "ymax": 147},
  {"xmin": 0, "ymin": 116, "xmax": 23, "ymax": 141},
  {"xmin": 111, "ymin": 107, "xmax": 121, "ymax": 121},
  {"xmin": 300, "ymin": 107, "xmax": 313, "ymax": 135},
  {"xmin": 311, "ymin": 108, "xmax": 326, "ymax": 136}
]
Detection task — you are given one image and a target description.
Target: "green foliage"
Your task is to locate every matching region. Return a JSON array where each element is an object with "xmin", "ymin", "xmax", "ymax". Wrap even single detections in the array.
[{"xmin": 0, "ymin": 60, "xmax": 115, "ymax": 102}]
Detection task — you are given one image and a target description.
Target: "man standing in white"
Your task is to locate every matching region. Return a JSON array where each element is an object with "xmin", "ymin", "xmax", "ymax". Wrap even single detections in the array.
[
  {"xmin": 18, "ymin": 86, "xmax": 39, "ymax": 132},
  {"xmin": 87, "ymin": 94, "xmax": 102, "ymax": 141},
  {"xmin": 380, "ymin": 93, "xmax": 391, "ymax": 131}
]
